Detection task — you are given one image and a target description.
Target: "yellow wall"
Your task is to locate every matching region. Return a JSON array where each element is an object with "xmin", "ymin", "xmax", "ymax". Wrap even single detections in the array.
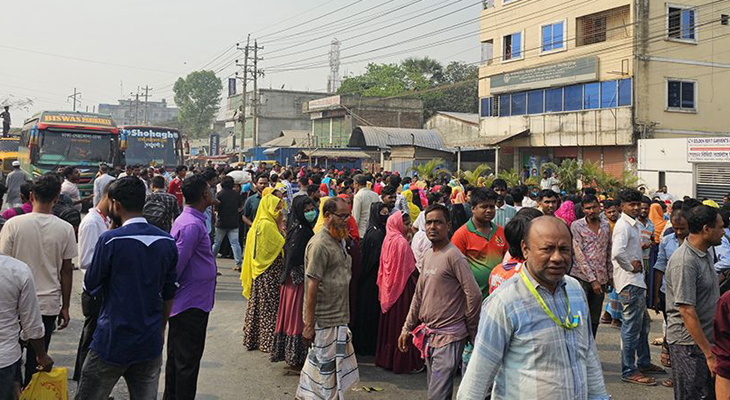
[
  {"xmin": 636, "ymin": 0, "xmax": 730, "ymax": 137},
  {"xmin": 478, "ymin": 0, "xmax": 634, "ymax": 97}
]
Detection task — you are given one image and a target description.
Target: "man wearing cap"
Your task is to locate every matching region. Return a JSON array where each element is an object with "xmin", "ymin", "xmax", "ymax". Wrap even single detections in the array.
[{"xmin": 5, "ymin": 160, "xmax": 26, "ymax": 208}]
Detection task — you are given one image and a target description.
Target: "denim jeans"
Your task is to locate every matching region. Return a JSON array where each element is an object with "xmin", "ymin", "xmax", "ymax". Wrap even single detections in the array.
[
  {"xmin": 618, "ymin": 284, "xmax": 651, "ymax": 378},
  {"xmin": 75, "ymin": 350, "xmax": 162, "ymax": 400},
  {"xmin": 211, "ymin": 228, "xmax": 242, "ymax": 267}
]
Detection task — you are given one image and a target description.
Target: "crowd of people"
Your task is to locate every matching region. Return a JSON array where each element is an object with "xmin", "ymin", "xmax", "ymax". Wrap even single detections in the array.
[{"xmin": 3, "ymin": 159, "xmax": 730, "ymax": 400}]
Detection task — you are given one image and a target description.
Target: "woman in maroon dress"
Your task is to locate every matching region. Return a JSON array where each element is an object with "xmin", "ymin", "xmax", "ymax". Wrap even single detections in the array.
[
  {"xmin": 270, "ymin": 196, "xmax": 316, "ymax": 368},
  {"xmin": 375, "ymin": 211, "xmax": 423, "ymax": 373}
]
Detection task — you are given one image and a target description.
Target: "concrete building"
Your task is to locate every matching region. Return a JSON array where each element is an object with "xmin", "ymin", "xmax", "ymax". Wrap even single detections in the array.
[
  {"xmin": 303, "ymin": 95, "xmax": 424, "ymax": 148},
  {"xmin": 227, "ymin": 89, "xmax": 330, "ymax": 149},
  {"xmin": 425, "ymin": 111, "xmax": 480, "ymax": 147},
  {"xmin": 98, "ymin": 99, "xmax": 178, "ymax": 126},
  {"xmin": 477, "ymin": 0, "xmax": 730, "ymax": 178}
]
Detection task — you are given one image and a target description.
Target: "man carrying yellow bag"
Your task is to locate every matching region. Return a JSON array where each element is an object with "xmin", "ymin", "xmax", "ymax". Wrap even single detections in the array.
[{"xmin": 0, "ymin": 255, "xmax": 54, "ymax": 400}]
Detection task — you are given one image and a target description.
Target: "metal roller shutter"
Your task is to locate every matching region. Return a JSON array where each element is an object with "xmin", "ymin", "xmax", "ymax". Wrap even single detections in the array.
[{"xmin": 695, "ymin": 163, "xmax": 730, "ymax": 202}]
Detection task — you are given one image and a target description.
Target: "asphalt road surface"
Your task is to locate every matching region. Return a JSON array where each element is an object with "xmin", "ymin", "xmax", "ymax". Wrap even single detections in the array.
[{"xmin": 44, "ymin": 258, "xmax": 673, "ymax": 399}]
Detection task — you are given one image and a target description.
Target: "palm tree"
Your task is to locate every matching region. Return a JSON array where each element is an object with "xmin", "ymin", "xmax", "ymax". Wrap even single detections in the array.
[
  {"xmin": 461, "ymin": 164, "xmax": 491, "ymax": 186},
  {"xmin": 541, "ymin": 159, "xmax": 583, "ymax": 192},
  {"xmin": 498, "ymin": 168, "xmax": 521, "ymax": 188},
  {"xmin": 411, "ymin": 158, "xmax": 447, "ymax": 181}
]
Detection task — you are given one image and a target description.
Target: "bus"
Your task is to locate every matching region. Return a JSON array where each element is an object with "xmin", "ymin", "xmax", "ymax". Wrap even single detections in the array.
[
  {"xmin": 19, "ymin": 111, "xmax": 121, "ymax": 197},
  {"xmin": 119, "ymin": 126, "xmax": 183, "ymax": 170},
  {"xmin": 0, "ymin": 136, "xmax": 20, "ymax": 175}
]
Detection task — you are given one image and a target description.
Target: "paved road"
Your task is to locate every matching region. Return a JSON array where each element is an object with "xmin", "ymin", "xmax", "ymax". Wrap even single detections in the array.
[{"xmin": 47, "ymin": 258, "xmax": 672, "ymax": 399}]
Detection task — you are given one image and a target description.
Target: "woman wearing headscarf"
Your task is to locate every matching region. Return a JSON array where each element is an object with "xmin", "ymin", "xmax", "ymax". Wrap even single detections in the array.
[
  {"xmin": 271, "ymin": 196, "xmax": 317, "ymax": 368},
  {"xmin": 449, "ymin": 190, "xmax": 470, "ymax": 237},
  {"xmin": 402, "ymin": 189, "xmax": 420, "ymax": 225},
  {"xmin": 555, "ymin": 199, "xmax": 577, "ymax": 227},
  {"xmin": 375, "ymin": 211, "xmax": 424, "ymax": 374},
  {"xmin": 352, "ymin": 202, "xmax": 390, "ymax": 356},
  {"xmin": 335, "ymin": 194, "xmax": 363, "ymax": 329},
  {"xmin": 241, "ymin": 193, "xmax": 285, "ymax": 353},
  {"xmin": 411, "ymin": 210, "xmax": 431, "ymax": 272}
]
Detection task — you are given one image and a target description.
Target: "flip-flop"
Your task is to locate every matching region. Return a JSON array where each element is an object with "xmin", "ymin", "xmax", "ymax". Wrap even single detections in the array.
[
  {"xmin": 622, "ymin": 373, "xmax": 657, "ymax": 386},
  {"xmin": 639, "ymin": 364, "xmax": 667, "ymax": 375},
  {"xmin": 661, "ymin": 379, "xmax": 673, "ymax": 388}
]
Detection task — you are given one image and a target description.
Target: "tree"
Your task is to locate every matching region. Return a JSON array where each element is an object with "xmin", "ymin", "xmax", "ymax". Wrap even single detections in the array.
[
  {"xmin": 498, "ymin": 168, "xmax": 521, "ymax": 188},
  {"xmin": 460, "ymin": 164, "xmax": 491, "ymax": 185},
  {"xmin": 338, "ymin": 58, "xmax": 479, "ymax": 118},
  {"xmin": 412, "ymin": 158, "xmax": 448, "ymax": 181},
  {"xmin": 173, "ymin": 71, "xmax": 222, "ymax": 139}
]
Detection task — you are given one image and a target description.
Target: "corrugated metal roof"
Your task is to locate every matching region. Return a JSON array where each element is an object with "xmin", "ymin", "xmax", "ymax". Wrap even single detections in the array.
[
  {"xmin": 351, "ymin": 126, "xmax": 445, "ymax": 150},
  {"xmin": 436, "ymin": 112, "xmax": 479, "ymax": 125},
  {"xmin": 262, "ymin": 130, "xmax": 312, "ymax": 148},
  {"xmin": 299, "ymin": 149, "xmax": 371, "ymax": 159}
]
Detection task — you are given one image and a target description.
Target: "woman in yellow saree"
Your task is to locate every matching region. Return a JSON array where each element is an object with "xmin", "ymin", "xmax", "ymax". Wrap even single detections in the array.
[{"xmin": 241, "ymin": 193, "xmax": 286, "ymax": 352}]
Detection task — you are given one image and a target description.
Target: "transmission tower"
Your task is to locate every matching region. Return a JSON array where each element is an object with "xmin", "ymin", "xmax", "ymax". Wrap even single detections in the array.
[{"xmin": 327, "ymin": 39, "xmax": 341, "ymax": 93}]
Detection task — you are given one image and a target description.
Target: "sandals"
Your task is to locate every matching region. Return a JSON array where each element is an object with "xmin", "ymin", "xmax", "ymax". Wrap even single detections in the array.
[
  {"xmin": 600, "ymin": 312, "xmax": 613, "ymax": 325},
  {"xmin": 660, "ymin": 351, "xmax": 672, "ymax": 368},
  {"xmin": 610, "ymin": 320, "xmax": 623, "ymax": 329},
  {"xmin": 651, "ymin": 337, "xmax": 664, "ymax": 346},
  {"xmin": 661, "ymin": 379, "xmax": 673, "ymax": 388},
  {"xmin": 622, "ymin": 373, "xmax": 657, "ymax": 386},
  {"xmin": 639, "ymin": 364, "xmax": 667, "ymax": 375}
]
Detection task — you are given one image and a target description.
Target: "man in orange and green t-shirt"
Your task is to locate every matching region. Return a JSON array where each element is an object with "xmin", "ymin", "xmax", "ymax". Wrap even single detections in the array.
[{"xmin": 452, "ymin": 188, "xmax": 507, "ymax": 298}]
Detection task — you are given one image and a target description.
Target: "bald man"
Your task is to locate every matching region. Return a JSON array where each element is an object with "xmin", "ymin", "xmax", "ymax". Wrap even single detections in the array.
[{"xmin": 457, "ymin": 216, "xmax": 608, "ymax": 400}]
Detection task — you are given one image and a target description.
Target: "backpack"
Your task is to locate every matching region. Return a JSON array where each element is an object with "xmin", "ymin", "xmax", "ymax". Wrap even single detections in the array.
[
  {"xmin": 143, "ymin": 197, "xmax": 169, "ymax": 232},
  {"xmin": 52, "ymin": 202, "xmax": 81, "ymax": 228}
]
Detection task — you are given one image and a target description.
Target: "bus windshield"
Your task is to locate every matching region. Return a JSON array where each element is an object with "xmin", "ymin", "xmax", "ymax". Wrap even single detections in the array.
[
  {"xmin": 0, "ymin": 139, "xmax": 19, "ymax": 152},
  {"xmin": 124, "ymin": 128, "xmax": 179, "ymax": 166},
  {"xmin": 38, "ymin": 131, "xmax": 113, "ymax": 166}
]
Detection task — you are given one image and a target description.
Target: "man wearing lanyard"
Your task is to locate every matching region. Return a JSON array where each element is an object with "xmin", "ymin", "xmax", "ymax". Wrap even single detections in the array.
[{"xmin": 457, "ymin": 216, "xmax": 608, "ymax": 399}]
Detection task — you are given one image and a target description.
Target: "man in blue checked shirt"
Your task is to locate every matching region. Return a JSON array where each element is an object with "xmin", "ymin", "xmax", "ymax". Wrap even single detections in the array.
[{"xmin": 457, "ymin": 216, "xmax": 608, "ymax": 400}]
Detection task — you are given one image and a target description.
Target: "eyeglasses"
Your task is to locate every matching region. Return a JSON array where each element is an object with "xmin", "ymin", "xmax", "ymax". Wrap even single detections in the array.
[{"xmin": 332, "ymin": 212, "xmax": 351, "ymax": 221}]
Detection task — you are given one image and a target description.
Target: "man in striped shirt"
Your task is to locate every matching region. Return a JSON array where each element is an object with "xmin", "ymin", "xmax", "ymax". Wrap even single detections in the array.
[{"xmin": 457, "ymin": 216, "xmax": 608, "ymax": 400}]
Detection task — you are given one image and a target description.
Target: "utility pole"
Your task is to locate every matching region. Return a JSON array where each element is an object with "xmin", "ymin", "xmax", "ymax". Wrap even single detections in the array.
[
  {"xmin": 251, "ymin": 40, "xmax": 264, "ymax": 148},
  {"xmin": 130, "ymin": 87, "xmax": 141, "ymax": 124},
  {"xmin": 142, "ymin": 85, "xmax": 152, "ymax": 124},
  {"xmin": 236, "ymin": 35, "xmax": 251, "ymax": 163},
  {"xmin": 68, "ymin": 88, "xmax": 81, "ymax": 111}
]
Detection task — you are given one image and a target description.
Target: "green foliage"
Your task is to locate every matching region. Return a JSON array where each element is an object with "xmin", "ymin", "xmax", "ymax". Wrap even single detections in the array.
[
  {"xmin": 541, "ymin": 159, "xmax": 583, "ymax": 192},
  {"xmin": 338, "ymin": 58, "xmax": 478, "ymax": 118},
  {"xmin": 460, "ymin": 164, "xmax": 491, "ymax": 185},
  {"xmin": 498, "ymin": 168, "xmax": 521, "ymax": 188},
  {"xmin": 581, "ymin": 160, "xmax": 640, "ymax": 197},
  {"xmin": 411, "ymin": 158, "xmax": 447, "ymax": 181},
  {"xmin": 173, "ymin": 71, "xmax": 222, "ymax": 139}
]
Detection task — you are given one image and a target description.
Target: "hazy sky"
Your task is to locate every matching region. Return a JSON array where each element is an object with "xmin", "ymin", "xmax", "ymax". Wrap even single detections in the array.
[{"xmin": 1, "ymin": 0, "xmax": 480, "ymax": 124}]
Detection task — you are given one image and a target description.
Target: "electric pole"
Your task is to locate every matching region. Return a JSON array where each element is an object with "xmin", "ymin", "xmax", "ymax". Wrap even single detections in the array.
[
  {"xmin": 252, "ymin": 40, "xmax": 264, "ymax": 148},
  {"xmin": 142, "ymin": 85, "xmax": 152, "ymax": 124},
  {"xmin": 130, "ymin": 87, "xmax": 141, "ymax": 124},
  {"xmin": 236, "ymin": 35, "xmax": 251, "ymax": 163},
  {"xmin": 68, "ymin": 88, "xmax": 81, "ymax": 111}
]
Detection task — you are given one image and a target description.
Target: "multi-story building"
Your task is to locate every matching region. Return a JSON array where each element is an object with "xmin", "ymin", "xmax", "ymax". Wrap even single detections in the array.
[
  {"xmin": 98, "ymin": 99, "xmax": 178, "ymax": 126},
  {"xmin": 302, "ymin": 94, "xmax": 424, "ymax": 147},
  {"xmin": 477, "ymin": 0, "xmax": 730, "ymax": 178},
  {"xmin": 227, "ymin": 89, "xmax": 330, "ymax": 149}
]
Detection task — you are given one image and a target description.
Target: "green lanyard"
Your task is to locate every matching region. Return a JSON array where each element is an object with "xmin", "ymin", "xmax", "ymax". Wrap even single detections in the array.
[{"xmin": 519, "ymin": 268, "xmax": 580, "ymax": 330}]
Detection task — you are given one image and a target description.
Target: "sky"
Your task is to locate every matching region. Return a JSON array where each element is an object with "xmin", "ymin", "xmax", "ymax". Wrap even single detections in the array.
[{"xmin": 0, "ymin": 0, "xmax": 481, "ymax": 125}]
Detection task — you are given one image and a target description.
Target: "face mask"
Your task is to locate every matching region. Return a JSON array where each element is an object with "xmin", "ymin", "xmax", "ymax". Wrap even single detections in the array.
[{"xmin": 304, "ymin": 210, "xmax": 318, "ymax": 223}]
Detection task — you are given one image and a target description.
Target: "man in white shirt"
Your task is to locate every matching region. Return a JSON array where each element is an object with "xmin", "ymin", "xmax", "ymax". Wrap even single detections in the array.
[
  {"xmin": 5, "ymin": 161, "xmax": 27, "ymax": 208},
  {"xmin": 61, "ymin": 166, "xmax": 90, "ymax": 212},
  {"xmin": 93, "ymin": 164, "xmax": 115, "ymax": 207},
  {"xmin": 612, "ymin": 189, "xmax": 665, "ymax": 386},
  {"xmin": 352, "ymin": 174, "xmax": 381, "ymax": 237},
  {"xmin": 0, "ymin": 174, "xmax": 77, "ymax": 386},
  {"xmin": 73, "ymin": 183, "xmax": 112, "ymax": 381},
  {"xmin": 540, "ymin": 170, "xmax": 559, "ymax": 191},
  {"xmin": 0, "ymin": 255, "xmax": 54, "ymax": 397}
]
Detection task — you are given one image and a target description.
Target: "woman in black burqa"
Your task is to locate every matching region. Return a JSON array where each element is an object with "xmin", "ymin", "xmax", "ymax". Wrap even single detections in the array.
[{"xmin": 351, "ymin": 201, "xmax": 389, "ymax": 356}]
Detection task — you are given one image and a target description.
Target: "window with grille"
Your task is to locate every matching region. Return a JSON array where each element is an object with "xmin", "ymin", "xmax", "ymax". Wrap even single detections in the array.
[
  {"xmin": 577, "ymin": 6, "xmax": 629, "ymax": 46},
  {"xmin": 503, "ymin": 32, "xmax": 522, "ymax": 61},
  {"xmin": 667, "ymin": 79, "xmax": 696, "ymax": 111},
  {"xmin": 668, "ymin": 6, "xmax": 696, "ymax": 41}
]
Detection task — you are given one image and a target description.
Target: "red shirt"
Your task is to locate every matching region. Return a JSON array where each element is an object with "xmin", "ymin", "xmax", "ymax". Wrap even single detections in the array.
[
  {"xmin": 168, "ymin": 178, "xmax": 184, "ymax": 207},
  {"xmin": 713, "ymin": 291, "xmax": 730, "ymax": 379}
]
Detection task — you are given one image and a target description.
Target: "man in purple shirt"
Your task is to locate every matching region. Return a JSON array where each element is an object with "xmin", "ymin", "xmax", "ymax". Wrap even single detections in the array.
[{"xmin": 164, "ymin": 174, "xmax": 217, "ymax": 400}]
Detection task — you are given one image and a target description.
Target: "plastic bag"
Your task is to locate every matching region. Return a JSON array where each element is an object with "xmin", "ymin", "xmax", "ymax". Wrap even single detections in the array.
[{"xmin": 20, "ymin": 367, "xmax": 68, "ymax": 400}]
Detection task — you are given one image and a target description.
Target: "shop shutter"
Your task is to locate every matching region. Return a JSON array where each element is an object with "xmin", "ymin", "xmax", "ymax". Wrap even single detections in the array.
[{"xmin": 695, "ymin": 163, "xmax": 730, "ymax": 201}]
